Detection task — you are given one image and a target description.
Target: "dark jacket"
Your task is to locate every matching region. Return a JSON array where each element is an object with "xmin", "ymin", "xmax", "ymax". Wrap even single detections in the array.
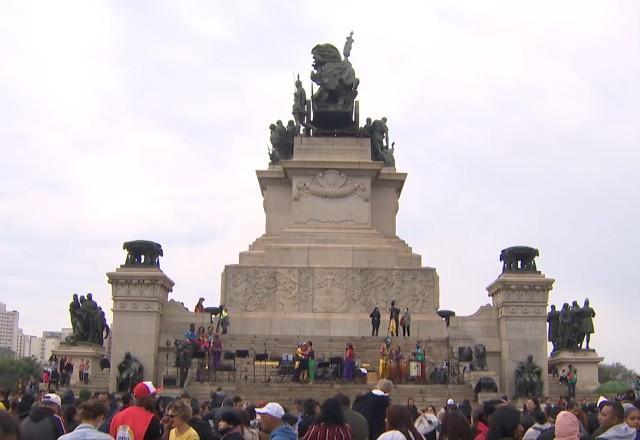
[
  {"xmin": 352, "ymin": 391, "xmax": 390, "ymax": 440},
  {"xmin": 343, "ymin": 408, "xmax": 369, "ymax": 440},
  {"xmin": 190, "ymin": 417, "xmax": 215, "ymax": 440},
  {"xmin": 21, "ymin": 405, "xmax": 66, "ymax": 440}
]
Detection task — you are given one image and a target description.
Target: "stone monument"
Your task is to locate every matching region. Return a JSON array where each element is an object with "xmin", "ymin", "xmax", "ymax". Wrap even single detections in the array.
[
  {"xmin": 220, "ymin": 34, "xmax": 444, "ymax": 337},
  {"xmin": 487, "ymin": 246, "xmax": 554, "ymax": 397},
  {"xmin": 106, "ymin": 240, "xmax": 174, "ymax": 392}
]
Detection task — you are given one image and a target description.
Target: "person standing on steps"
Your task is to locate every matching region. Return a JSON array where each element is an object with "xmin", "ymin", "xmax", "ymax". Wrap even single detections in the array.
[
  {"xmin": 370, "ymin": 307, "xmax": 381, "ymax": 337},
  {"xmin": 388, "ymin": 301, "xmax": 400, "ymax": 337},
  {"xmin": 401, "ymin": 308, "xmax": 411, "ymax": 338}
]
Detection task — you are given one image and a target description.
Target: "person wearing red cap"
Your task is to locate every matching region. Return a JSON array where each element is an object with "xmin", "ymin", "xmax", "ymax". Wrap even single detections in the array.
[{"xmin": 110, "ymin": 381, "xmax": 162, "ymax": 440}]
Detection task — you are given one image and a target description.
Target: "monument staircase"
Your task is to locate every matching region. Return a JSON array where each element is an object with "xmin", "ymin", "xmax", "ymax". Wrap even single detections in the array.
[
  {"xmin": 57, "ymin": 369, "xmax": 110, "ymax": 394},
  {"xmin": 158, "ymin": 333, "xmax": 477, "ymax": 408}
]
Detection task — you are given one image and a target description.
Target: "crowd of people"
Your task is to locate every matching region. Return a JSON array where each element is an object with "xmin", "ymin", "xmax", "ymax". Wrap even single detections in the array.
[{"xmin": 1, "ymin": 378, "xmax": 639, "ymax": 440}]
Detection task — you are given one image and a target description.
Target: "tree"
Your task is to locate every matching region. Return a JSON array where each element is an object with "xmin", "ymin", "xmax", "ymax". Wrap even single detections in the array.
[
  {"xmin": 0, "ymin": 356, "xmax": 41, "ymax": 389},
  {"xmin": 598, "ymin": 362, "xmax": 638, "ymax": 384}
]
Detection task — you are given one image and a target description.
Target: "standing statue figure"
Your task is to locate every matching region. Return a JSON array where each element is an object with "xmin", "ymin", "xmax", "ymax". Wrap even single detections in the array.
[
  {"xmin": 96, "ymin": 308, "xmax": 110, "ymax": 345},
  {"xmin": 558, "ymin": 303, "xmax": 571, "ymax": 350},
  {"xmin": 116, "ymin": 352, "xmax": 143, "ymax": 392},
  {"xmin": 69, "ymin": 294, "xmax": 81, "ymax": 340},
  {"xmin": 570, "ymin": 301, "xmax": 583, "ymax": 349},
  {"xmin": 292, "ymin": 74, "xmax": 307, "ymax": 132},
  {"xmin": 370, "ymin": 117, "xmax": 395, "ymax": 167},
  {"xmin": 515, "ymin": 355, "xmax": 543, "ymax": 397},
  {"xmin": 547, "ymin": 305, "xmax": 560, "ymax": 351},
  {"xmin": 82, "ymin": 293, "xmax": 99, "ymax": 343},
  {"xmin": 579, "ymin": 299, "xmax": 595, "ymax": 350}
]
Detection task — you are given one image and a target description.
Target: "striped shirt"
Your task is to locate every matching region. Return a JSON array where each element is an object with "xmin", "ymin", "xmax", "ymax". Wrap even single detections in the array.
[{"xmin": 303, "ymin": 423, "xmax": 353, "ymax": 440}]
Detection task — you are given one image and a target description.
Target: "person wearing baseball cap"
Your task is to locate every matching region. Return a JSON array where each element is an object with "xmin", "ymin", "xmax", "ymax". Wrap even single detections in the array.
[
  {"xmin": 256, "ymin": 402, "xmax": 296, "ymax": 440},
  {"xmin": 21, "ymin": 393, "xmax": 66, "ymax": 440},
  {"xmin": 109, "ymin": 381, "xmax": 162, "ymax": 440}
]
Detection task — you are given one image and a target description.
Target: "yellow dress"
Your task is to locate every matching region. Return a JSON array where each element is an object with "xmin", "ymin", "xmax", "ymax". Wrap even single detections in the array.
[{"xmin": 379, "ymin": 346, "xmax": 390, "ymax": 379}]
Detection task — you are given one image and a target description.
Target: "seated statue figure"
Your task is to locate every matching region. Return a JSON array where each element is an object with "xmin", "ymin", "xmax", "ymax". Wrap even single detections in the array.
[
  {"xmin": 473, "ymin": 344, "xmax": 488, "ymax": 371},
  {"xmin": 116, "ymin": 351, "xmax": 143, "ymax": 392},
  {"xmin": 515, "ymin": 355, "xmax": 543, "ymax": 397}
]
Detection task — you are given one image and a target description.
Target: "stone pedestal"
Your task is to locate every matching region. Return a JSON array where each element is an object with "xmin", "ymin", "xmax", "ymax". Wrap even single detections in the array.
[
  {"xmin": 106, "ymin": 266, "xmax": 174, "ymax": 392},
  {"xmin": 549, "ymin": 350, "xmax": 602, "ymax": 393},
  {"xmin": 220, "ymin": 137, "xmax": 444, "ymax": 336},
  {"xmin": 487, "ymin": 272, "xmax": 554, "ymax": 397},
  {"xmin": 53, "ymin": 343, "xmax": 105, "ymax": 387}
]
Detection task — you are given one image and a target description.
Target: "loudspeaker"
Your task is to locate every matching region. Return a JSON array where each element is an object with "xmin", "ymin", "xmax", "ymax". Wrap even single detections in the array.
[
  {"xmin": 255, "ymin": 353, "xmax": 268, "ymax": 362},
  {"xmin": 162, "ymin": 375, "xmax": 177, "ymax": 387}
]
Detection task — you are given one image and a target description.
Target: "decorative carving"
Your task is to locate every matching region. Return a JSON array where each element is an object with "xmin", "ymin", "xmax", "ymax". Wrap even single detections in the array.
[
  {"xmin": 313, "ymin": 269, "xmax": 348, "ymax": 312},
  {"xmin": 222, "ymin": 266, "xmax": 438, "ymax": 313},
  {"xmin": 293, "ymin": 170, "xmax": 369, "ymax": 201},
  {"xmin": 225, "ymin": 267, "xmax": 275, "ymax": 312}
]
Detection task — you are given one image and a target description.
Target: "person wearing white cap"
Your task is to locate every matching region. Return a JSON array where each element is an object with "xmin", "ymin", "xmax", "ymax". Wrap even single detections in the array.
[
  {"xmin": 21, "ymin": 393, "xmax": 66, "ymax": 440},
  {"xmin": 256, "ymin": 402, "xmax": 297, "ymax": 440}
]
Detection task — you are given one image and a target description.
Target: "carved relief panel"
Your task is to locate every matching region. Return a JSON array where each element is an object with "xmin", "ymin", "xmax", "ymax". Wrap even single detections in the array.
[
  {"xmin": 291, "ymin": 170, "xmax": 370, "ymax": 226},
  {"xmin": 222, "ymin": 266, "xmax": 439, "ymax": 313}
]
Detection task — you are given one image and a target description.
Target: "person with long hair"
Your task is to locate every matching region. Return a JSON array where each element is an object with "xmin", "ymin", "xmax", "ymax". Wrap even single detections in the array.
[
  {"xmin": 486, "ymin": 405, "xmax": 522, "ymax": 440},
  {"xmin": 378, "ymin": 405, "xmax": 424, "ymax": 440},
  {"xmin": 415, "ymin": 406, "xmax": 439, "ymax": 440},
  {"xmin": 303, "ymin": 398, "xmax": 352, "ymax": 440},
  {"xmin": 441, "ymin": 410, "xmax": 472, "ymax": 440},
  {"xmin": 343, "ymin": 344, "xmax": 356, "ymax": 381},
  {"xmin": 521, "ymin": 399, "xmax": 541, "ymax": 432}
]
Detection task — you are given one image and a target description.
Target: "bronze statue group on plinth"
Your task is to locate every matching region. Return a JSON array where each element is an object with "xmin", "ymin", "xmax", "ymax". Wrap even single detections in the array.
[
  {"xmin": 66, "ymin": 293, "xmax": 110, "ymax": 345},
  {"xmin": 267, "ymin": 32, "xmax": 397, "ymax": 167},
  {"xmin": 547, "ymin": 299, "xmax": 595, "ymax": 352}
]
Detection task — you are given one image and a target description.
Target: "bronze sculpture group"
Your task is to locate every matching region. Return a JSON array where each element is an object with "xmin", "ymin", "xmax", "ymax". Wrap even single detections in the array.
[
  {"xmin": 547, "ymin": 299, "xmax": 595, "ymax": 351},
  {"xmin": 267, "ymin": 33, "xmax": 396, "ymax": 167},
  {"xmin": 67, "ymin": 293, "xmax": 110, "ymax": 345},
  {"xmin": 500, "ymin": 246, "xmax": 539, "ymax": 273}
]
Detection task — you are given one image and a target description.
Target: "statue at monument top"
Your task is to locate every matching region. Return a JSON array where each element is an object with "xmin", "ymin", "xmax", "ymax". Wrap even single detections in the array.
[
  {"xmin": 343, "ymin": 31, "xmax": 354, "ymax": 59},
  {"xmin": 369, "ymin": 117, "xmax": 396, "ymax": 167},
  {"xmin": 122, "ymin": 240, "xmax": 163, "ymax": 268},
  {"xmin": 499, "ymin": 246, "xmax": 539, "ymax": 273},
  {"xmin": 309, "ymin": 32, "xmax": 360, "ymax": 133},
  {"xmin": 292, "ymin": 74, "xmax": 308, "ymax": 133}
]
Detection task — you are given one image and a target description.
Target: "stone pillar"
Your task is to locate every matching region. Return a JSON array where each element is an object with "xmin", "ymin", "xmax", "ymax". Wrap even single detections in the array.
[
  {"xmin": 107, "ymin": 266, "xmax": 174, "ymax": 392},
  {"xmin": 487, "ymin": 272, "xmax": 554, "ymax": 397}
]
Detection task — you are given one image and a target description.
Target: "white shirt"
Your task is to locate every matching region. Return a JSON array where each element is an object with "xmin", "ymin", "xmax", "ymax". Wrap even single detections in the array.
[{"xmin": 377, "ymin": 430, "xmax": 418, "ymax": 440}]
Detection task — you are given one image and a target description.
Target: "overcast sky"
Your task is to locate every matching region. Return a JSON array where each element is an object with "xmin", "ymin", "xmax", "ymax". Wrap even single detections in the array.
[{"xmin": 1, "ymin": 1, "xmax": 639, "ymax": 370}]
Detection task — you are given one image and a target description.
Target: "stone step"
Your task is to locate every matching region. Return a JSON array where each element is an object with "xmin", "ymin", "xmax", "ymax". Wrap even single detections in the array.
[{"xmin": 169, "ymin": 382, "xmax": 475, "ymax": 409}]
